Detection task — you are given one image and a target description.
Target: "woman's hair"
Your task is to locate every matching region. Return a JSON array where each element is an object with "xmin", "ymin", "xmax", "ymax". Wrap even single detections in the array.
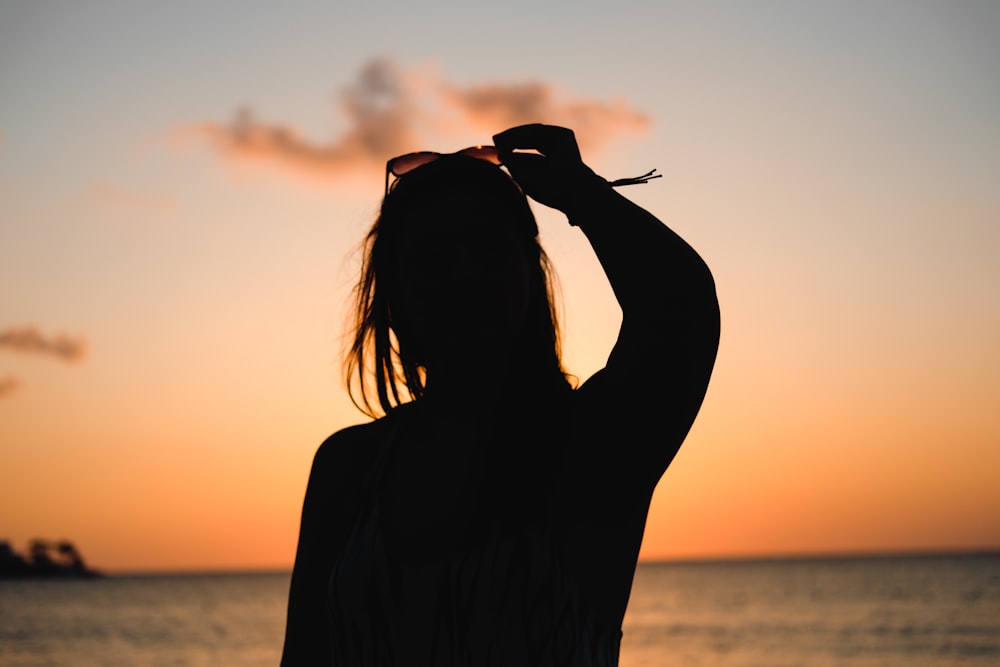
[{"xmin": 346, "ymin": 156, "xmax": 571, "ymax": 417}]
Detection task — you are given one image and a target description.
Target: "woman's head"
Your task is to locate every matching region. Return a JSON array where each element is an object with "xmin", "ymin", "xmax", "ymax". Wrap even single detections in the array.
[{"xmin": 347, "ymin": 155, "xmax": 570, "ymax": 416}]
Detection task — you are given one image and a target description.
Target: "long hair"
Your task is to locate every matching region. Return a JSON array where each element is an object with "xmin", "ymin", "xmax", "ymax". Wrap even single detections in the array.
[{"xmin": 345, "ymin": 156, "xmax": 572, "ymax": 418}]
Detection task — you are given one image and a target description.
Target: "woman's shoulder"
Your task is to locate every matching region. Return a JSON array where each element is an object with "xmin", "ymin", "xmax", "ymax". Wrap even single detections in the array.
[
  {"xmin": 315, "ymin": 420, "xmax": 381, "ymax": 460},
  {"xmin": 312, "ymin": 403, "xmax": 417, "ymax": 477}
]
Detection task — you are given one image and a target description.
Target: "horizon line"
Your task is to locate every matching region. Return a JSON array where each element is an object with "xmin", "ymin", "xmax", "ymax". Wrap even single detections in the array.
[{"xmin": 101, "ymin": 546, "xmax": 1000, "ymax": 577}]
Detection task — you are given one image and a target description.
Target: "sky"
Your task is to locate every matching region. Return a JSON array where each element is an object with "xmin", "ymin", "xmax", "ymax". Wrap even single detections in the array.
[{"xmin": 1, "ymin": 0, "xmax": 998, "ymax": 573}]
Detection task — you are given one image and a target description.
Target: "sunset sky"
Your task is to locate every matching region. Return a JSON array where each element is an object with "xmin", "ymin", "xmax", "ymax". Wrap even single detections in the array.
[{"xmin": 2, "ymin": 1, "xmax": 998, "ymax": 573}]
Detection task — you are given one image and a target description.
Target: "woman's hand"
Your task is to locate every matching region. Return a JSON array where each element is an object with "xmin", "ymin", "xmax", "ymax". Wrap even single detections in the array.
[{"xmin": 493, "ymin": 124, "xmax": 607, "ymax": 215}]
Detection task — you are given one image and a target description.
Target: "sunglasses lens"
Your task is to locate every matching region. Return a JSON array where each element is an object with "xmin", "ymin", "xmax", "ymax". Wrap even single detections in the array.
[
  {"xmin": 389, "ymin": 152, "xmax": 439, "ymax": 177},
  {"xmin": 458, "ymin": 145, "xmax": 501, "ymax": 165},
  {"xmin": 386, "ymin": 146, "xmax": 504, "ymax": 194}
]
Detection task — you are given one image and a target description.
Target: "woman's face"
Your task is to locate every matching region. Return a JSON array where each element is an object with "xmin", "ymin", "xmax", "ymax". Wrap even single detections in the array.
[{"xmin": 388, "ymin": 191, "xmax": 533, "ymax": 377}]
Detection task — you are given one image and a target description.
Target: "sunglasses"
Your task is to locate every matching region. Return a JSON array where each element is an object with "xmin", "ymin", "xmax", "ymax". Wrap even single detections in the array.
[
  {"xmin": 385, "ymin": 146, "xmax": 502, "ymax": 194},
  {"xmin": 384, "ymin": 145, "xmax": 661, "ymax": 195}
]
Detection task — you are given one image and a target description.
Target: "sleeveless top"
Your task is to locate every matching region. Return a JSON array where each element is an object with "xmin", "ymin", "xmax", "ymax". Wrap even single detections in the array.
[{"xmin": 327, "ymin": 405, "xmax": 622, "ymax": 666}]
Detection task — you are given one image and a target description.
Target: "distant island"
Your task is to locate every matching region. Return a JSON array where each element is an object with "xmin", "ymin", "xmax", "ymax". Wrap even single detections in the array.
[{"xmin": 0, "ymin": 539, "xmax": 102, "ymax": 578}]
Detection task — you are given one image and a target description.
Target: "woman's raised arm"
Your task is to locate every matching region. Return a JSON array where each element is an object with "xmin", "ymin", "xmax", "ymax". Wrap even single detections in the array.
[
  {"xmin": 494, "ymin": 124, "xmax": 720, "ymax": 485},
  {"xmin": 571, "ymin": 179, "xmax": 719, "ymax": 479}
]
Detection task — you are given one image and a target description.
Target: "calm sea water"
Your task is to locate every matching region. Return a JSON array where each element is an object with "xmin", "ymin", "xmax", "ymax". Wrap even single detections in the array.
[{"xmin": 1, "ymin": 554, "xmax": 997, "ymax": 666}]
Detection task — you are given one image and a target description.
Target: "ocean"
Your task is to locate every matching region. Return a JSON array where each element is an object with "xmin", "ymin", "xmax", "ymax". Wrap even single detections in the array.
[{"xmin": 1, "ymin": 553, "xmax": 997, "ymax": 666}]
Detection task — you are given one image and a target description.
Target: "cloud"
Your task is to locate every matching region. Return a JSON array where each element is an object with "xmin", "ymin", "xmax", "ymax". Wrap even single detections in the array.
[
  {"xmin": 0, "ymin": 376, "xmax": 19, "ymax": 398},
  {"xmin": 191, "ymin": 58, "xmax": 651, "ymax": 181},
  {"xmin": 439, "ymin": 81, "xmax": 649, "ymax": 152},
  {"xmin": 0, "ymin": 327, "xmax": 86, "ymax": 363}
]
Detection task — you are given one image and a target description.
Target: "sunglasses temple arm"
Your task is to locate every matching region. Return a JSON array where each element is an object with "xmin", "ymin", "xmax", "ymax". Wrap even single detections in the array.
[{"xmin": 381, "ymin": 161, "xmax": 658, "ymax": 196}]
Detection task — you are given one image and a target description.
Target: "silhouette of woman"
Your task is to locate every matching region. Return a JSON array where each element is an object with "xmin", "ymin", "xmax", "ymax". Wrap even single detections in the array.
[{"xmin": 281, "ymin": 124, "xmax": 719, "ymax": 665}]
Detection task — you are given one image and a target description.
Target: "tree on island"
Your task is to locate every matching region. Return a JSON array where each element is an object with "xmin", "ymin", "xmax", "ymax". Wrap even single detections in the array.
[
  {"xmin": 0, "ymin": 538, "xmax": 100, "ymax": 578},
  {"xmin": 56, "ymin": 540, "xmax": 90, "ymax": 574}
]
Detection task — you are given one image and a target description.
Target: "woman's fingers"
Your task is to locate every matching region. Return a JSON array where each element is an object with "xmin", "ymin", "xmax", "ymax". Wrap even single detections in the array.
[
  {"xmin": 493, "ymin": 124, "xmax": 582, "ymax": 163},
  {"xmin": 493, "ymin": 124, "xmax": 603, "ymax": 214}
]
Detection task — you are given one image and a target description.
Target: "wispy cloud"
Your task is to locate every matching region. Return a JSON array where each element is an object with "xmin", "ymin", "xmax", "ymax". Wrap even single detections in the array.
[
  {"xmin": 190, "ymin": 58, "xmax": 651, "ymax": 181},
  {"xmin": 0, "ymin": 326, "xmax": 86, "ymax": 363},
  {"xmin": 439, "ymin": 80, "xmax": 649, "ymax": 151}
]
